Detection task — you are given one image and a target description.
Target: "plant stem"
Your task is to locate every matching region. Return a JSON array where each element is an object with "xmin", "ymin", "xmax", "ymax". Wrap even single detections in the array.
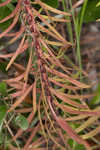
[
  {"xmin": 78, "ymin": 0, "xmax": 88, "ymax": 37},
  {"xmin": 69, "ymin": 0, "xmax": 82, "ymax": 79},
  {"xmin": 62, "ymin": 0, "xmax": 74, "ymax": 46}
]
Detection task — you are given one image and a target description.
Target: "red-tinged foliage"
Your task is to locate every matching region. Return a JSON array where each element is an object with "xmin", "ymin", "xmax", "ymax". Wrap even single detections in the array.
[
  {"xmin": 0, "ymin": 0, "xmax": 99, "ymax": 150},
  {"xmin": 23, "ymin": 124, "xmax": 40, "ymax": 150},
  {"xmin": 48, "ymin": 95, "xmax": 91, "ymax": 150}
]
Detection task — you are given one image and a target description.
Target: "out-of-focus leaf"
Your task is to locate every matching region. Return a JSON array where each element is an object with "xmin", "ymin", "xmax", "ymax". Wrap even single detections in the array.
[
  {"xmin": 68, "ymin": 139, "xmax": 85, "ymax": 150},
  {"xmin": 11, "ymin": 0, "xmax": 17, "ymax": 3},
  {"xmin": 15, "ymin": 115, "xmax": 29, "ymax": 130},
  {"xmin": 90, "ymin": 84, "xmax": 100, "ymax": 107},
  {"xmin": 75, "ymin": 143, "xmax": 85, "ymax": 150},
  {"xmin": 0, "ymin": 6, "xmax": 12, "ymax": 30},
  {"xmin": 0, "ymin": 132, "xmax": 4, "ymax": 145},
  {"xmin": 79, "ymin": 0, "xmax": 100, "ymax": 23},
  {"xmin": 68, "ymin": 138, "xmax": 73, "ymax": 147},
  {"xmin": 96, "ymin": 1, "xmax": 100, "ymax": 7},
  {"xmin": 0, "ymin": 82, "xmax": 7, "ymax": 96},
  {"xmin": 1, "ymin": 0, "xmax": 15, "ymax": 11},
  {"xmin": 41, "ymin": 0, "xmax": 58, "ymax": 8},
  {"xmin": 0, "ymin": 62, "xmax": 8, "ymax": 73},
  {"xmin": 0, "ymin": 105, "xmax": 7, "ymax": 131}
]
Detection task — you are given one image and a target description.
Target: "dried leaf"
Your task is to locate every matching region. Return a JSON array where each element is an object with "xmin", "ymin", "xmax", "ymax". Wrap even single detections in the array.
[{"xmin": 8, "ymin": 84, "xmax": 33, "ymax": 112}]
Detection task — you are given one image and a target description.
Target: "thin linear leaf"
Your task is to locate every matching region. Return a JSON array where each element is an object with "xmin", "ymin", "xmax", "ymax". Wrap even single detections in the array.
[
  {"xmin": 82, "ymin": 126, "xmax": 100, "ymax": 139},
  {"xmin": 48, "ymin": 99, "xmax": 91, "ymax": 150},
  {"xmin": 0, "ymin": 81, "xmax": 7, "ymax": 96},
  {"xmin": 8, "ymin": 84, "xmax": 33, "ymax": 112},
  {"xmin": 0, "ymin": 105, "xmax": 7, "ymax": 131},
  {"xmin": 32, "ymin": 81, "xmax": 37, "ymax": 113},
  {"xmin": 46, "ymin": 66, "xmax": 90, "ymax": 88}
]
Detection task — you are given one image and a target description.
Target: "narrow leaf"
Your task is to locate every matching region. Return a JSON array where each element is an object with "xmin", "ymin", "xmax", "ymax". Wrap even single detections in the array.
[
  {"xmin": 33, "ymin": 81, "xmax": 37, "ymax": 113},
  {"xmin": 0, "ymin": 105, "xmax": 7, "ymax": 131},
  {"xmin": 8, "ymin": 84, "xmax": 33, "ymax": 112},
  {"xmin": 48, "ymin": 99, "xmax": 91, "ymax": 150},
  {"xmin": 0, "ymin": 81, "xmax": 7, "ymax": 96}
]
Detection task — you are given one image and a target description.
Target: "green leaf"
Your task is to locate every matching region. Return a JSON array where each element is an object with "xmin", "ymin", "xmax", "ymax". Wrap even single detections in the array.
[
  {"xmin": 15, "ymin": 115, "xmax": 29, "ymax": 130},
  {"xmin": 1, "ymin": 0, "xmax": 15, "ymax": 11},
  {"xmin": 0, "ymin": 132, "xmax": 4, "ymax": 145},
  {"xmin": 0, "ymin": 82, "xmax": 7, "ymax": 96},
  {"xmin": 68, "ymin": 139, "xmax": 85, "ymax": 150},
  {"xmin": 11, "ymin": 0, "xmax": 17, "ymax": 2},
  {"xmin": 0, "ymin": 105, "xmax": 7, "ymax": 131},
  {"xmin": 0, "ymin": 6, "xmax": 12, "ymax": 31},
  {"xmin": 90, "ymin": 84, "xmax": 100, "ymax": 107},
  {"xmin": 0, "ymin": 62, "xmax": 8, "ymax": 73},
  {"xmin": 68, "ymin": 139, "xmax": 73, "ymax": 147},
  {"xmin": 41, "ymin": 0, "xmax": 58, "ymax": 8},
  {"xmin": 79, "ymin": 0, "xmax": 100, "ymax": 23},
  {"xmin": 96, "ymin": 1, "xmax": 100, "ymax": 7},
  {"xmin": 75, "ymin": 144, "xmax": 85, "ymax": 150}
]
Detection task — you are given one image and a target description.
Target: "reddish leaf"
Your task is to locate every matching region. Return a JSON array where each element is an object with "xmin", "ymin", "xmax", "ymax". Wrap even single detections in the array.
[{"xmin": 48, "ymin": 98, "xmax": 91, "ymax": 150}]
